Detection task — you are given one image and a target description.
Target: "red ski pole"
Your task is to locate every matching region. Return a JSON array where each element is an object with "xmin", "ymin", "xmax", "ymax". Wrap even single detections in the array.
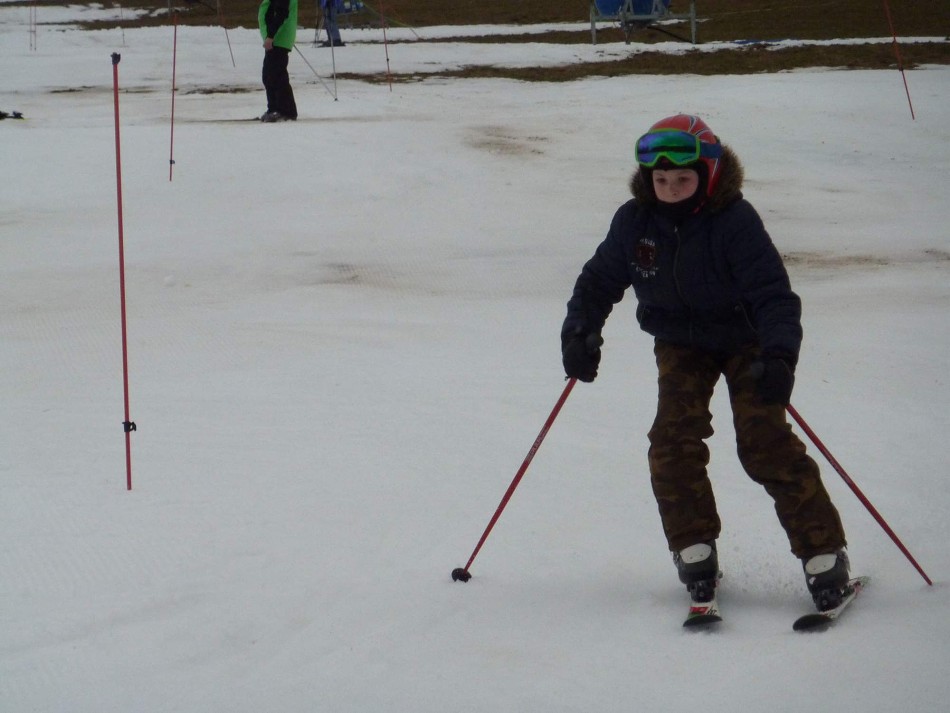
[
  {"xmin": 882, "ymin": 0, "xmax": 915, "ymax": 120},
  {"xmin": 787, "ymin": 403, "xmax": 932, "ymax": 585},
  {"xmin": 112, "ymin": 53, "xmax": 136, "ymax": 490},
  {"xmin": 452, "ymin": 378, "xmax": 577, "ymax": 582}
]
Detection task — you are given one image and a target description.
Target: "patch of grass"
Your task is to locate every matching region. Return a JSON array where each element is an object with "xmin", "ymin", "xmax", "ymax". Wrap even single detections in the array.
[
  {"xmin": 22, "ymin": 0, "xmax": 950, "ymax": 78},
  {"xmin": 409, "ymin": 42, "xmax": 950, "ymax": 81}
]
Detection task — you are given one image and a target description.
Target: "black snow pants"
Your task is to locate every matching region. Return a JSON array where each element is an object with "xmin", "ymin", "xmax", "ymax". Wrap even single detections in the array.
[{"xmin": 262, "ymin": 46, "xmax": 297, "ymax": 119}]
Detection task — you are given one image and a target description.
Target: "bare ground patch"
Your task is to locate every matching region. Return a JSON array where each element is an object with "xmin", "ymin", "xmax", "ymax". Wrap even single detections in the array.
[
  {"xmin": 465, "ymin": 125, "xmax": 548, "ymax": 156},
  {"xmin": 783, "ymin": 250, "xmax": 950, "ymax": 270}
]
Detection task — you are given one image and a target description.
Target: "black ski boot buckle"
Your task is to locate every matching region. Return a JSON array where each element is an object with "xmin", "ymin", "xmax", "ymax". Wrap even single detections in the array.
[
  {"xmin": 813, "ymin": 584, "xmax": 851, "ymax": 612},
  {"xmin": 688, "ymin": 578, "xmax": 718, "ymax": 604}
]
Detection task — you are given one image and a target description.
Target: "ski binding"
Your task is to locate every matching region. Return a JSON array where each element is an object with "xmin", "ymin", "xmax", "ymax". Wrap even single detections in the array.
[
  {"xmin": 683, "ymin": 596, "xmax": 722, "ymax": 628},
  {"xmin": 683, "ymin": 576, "xmax": 722, "ymax": 628},
  {"xmin": 793, "ymin": 575, "xmax": 869, "ymax": 632}
]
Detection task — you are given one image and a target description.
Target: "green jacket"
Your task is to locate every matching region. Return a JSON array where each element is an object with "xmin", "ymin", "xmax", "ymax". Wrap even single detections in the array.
[{"xmin": 259, "ymin": 0, "xmax": 298, "ymax": 50}]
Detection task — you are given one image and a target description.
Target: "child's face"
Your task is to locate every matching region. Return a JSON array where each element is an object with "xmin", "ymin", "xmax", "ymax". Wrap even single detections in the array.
[{"xmin": 652, "ymin": 168, "xmax": 700, "ymax": 204}]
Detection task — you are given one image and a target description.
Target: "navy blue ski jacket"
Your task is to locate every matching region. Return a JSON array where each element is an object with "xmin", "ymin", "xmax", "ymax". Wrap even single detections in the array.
[{"xmin": 563, "ymin": 147, "xmax": 803, "ymax": 364}]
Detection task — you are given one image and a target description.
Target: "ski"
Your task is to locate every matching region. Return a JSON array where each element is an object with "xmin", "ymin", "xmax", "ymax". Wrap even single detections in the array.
[
  {"xmin": 683, "ymin": 595, "xmax": 722, "ymax": 628},
  {"xmin": 181, "ymin": 117, "xmax": 263, "ymax": 123},
  {"xmin": 793, "ymin": 575, "xmax": 869, "ymax": 632},
  {"xmin": 183, "ymin": 117, "xmax": 325, "ymax": 124}
]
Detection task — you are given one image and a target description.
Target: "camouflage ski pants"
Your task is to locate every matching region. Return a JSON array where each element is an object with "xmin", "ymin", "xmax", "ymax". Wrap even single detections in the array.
[{"xmin": 648, "ymin": 340, "xmax": 847, "ymax": 559}]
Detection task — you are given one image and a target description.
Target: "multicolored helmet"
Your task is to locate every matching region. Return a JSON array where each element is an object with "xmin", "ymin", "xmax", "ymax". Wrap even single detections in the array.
[{"xmin": 635, "ymin": 114, "xmax": 724, "ymax": 197}]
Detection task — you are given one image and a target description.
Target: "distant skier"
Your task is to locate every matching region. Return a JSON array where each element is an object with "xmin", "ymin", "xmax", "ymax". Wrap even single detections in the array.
[
  {"xmin": 320, "ymin": 0, "xmax": 346, "ymax": 48},
  {"xmin": 561, "ymin": 114, "xmax": 852, "ymax": 612},
  {"xmin": 259, "ymin": 0, "xmax": 298, "ymax": 122}
]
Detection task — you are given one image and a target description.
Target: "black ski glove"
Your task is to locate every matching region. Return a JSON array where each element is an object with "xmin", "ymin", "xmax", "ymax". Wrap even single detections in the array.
[
  {"xmin": 749, "ymin": 355, "xmax": 795, "ymax": 406},
  {"xmin": 562, "ymin": 328, "xmax": 604, "ymax": 383}
]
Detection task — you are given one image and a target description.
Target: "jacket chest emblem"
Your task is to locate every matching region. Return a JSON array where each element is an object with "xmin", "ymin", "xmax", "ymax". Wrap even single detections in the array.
[{"xmin": 634, "ymin": 238, "xmax": 658, "ymax": 279}]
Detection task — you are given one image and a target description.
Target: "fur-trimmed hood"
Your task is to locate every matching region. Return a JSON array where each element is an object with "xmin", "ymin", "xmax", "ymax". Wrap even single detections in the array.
[{"xmin": 629, "ymin": 145, "xmax": 745, "ymax": 214}]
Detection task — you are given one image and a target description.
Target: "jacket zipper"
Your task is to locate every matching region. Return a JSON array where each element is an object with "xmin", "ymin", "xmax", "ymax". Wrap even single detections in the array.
[{"xmin": 672, "ymin": 225, "xmax": 695, "ymax": 344}]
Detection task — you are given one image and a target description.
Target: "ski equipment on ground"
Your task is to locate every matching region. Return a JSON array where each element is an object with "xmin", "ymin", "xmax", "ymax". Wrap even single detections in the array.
[
  {"xmin": 793, "ymin": 575, "xmax": 869, "ymax": 632},
  {"xmin": 682, "ymin": 571, "xmax": 723, "ymax": 628},
  {"xmin": 683, "ymin": 594, "xmax": 722, "ymax": 628}
]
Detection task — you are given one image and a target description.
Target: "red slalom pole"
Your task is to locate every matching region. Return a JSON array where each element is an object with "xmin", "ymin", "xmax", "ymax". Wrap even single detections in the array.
[
  {"xmin": 452, "ymin": 378, "xmax": 577, "ymax": 582},
  {"xmin": 112, "ymin": 53, "xmax": 136, "ymax": 490},
  {"xmin": 882, "ymin": 0, "xmax": 915, "ymax": 120},
  {"xmin": 787, "ymin": 404, "xmax": 931, "ymax": 585},
  {"xmin": 169, "ymin": 13, "xmax": 178, "ymax": 181}
]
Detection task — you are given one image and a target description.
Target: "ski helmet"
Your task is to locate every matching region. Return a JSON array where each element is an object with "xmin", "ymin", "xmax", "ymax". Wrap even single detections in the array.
[{"xmin": 640, "ymin": 114, "xmax": 723, "ymax": 198}]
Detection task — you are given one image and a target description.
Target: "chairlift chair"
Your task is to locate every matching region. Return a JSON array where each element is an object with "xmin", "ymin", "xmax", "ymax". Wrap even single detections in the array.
[{"xmin": 590, "ymin": 0, "xmax": 697, "ymax": 45}]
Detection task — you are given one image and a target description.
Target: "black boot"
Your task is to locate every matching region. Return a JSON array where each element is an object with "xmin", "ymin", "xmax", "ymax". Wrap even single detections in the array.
[
  {"xmin": 802, "ymin": 549, "xmax": 850, "ymax": 611},
  {"xmin": 674, "ymin": 541, "xmax": 720, "ymax": 603}
]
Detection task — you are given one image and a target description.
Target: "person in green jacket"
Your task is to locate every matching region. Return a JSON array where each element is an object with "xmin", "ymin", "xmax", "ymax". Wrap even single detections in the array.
[{"xmin": 259, "ymin": 0, "xmax": 298, "ymax": 121}]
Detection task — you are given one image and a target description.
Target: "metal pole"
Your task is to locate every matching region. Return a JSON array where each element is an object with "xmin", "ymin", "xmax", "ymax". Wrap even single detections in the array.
[{"xmin": 169, "ymin": 14, "xmax": 178, "ymax": 181}]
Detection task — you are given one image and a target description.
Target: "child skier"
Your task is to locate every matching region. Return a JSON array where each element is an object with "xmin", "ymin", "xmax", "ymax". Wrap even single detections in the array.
[{"xmin": 561, "ymin": 114, "xmax": 851, "ymax": 612}]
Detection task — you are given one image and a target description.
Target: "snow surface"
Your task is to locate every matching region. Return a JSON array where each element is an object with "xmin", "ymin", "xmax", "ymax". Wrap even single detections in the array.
[{"xmin": 3, "ymin": 8, "xmax": 950, "ymax": 713}]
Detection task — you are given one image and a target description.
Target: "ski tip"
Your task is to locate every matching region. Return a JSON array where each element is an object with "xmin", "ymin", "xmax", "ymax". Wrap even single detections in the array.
[
  {"xmin": 683, "ymin": 614, "xmax": 723, "ymax": 629},
  {"xmin": 683, "ymin": 603, "xmax": 723, "ymax": 628},
  {"xmin": 792, "ymin": 613, "xmax": 832, "ymax": 632}
]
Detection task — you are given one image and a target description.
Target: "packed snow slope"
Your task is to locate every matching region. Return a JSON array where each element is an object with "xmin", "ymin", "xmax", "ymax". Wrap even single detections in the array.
[{"xmin": 2, "ymin": 8, "xmax": 949, "ymax": 713}]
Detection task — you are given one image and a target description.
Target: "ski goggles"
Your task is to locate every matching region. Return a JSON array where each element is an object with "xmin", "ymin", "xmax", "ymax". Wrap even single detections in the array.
[{"xmin": 635, "ymin": 129, "xmax": 723, "ymax": 168}]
